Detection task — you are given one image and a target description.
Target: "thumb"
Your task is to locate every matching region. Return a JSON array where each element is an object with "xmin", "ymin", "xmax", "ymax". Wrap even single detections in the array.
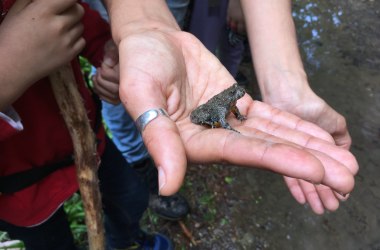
[
  {"xmin": 119, "ymin": 73, "xmax": 187, "ymax": 196},
  {"xmin": 102, "ymin": 40, "xmax": 119, "ymax": 68},
  {"xmin": 141, "ymin": 115, "xmax": 187, "ymax": 196}
]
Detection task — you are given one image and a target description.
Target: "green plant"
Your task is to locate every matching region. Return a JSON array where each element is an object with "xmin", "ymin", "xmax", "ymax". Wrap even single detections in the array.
[{"xmin": 64, "ymin": 193, "xmax": 88, "ymax": 246}]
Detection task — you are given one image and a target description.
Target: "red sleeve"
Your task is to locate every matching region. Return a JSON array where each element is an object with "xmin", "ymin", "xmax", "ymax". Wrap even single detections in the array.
[
  {"xmin": 80, "ymin": 2, "xmax": 112, "ymax": 67},
  {"xmin": 0, "ymin": 119, "xmax": 19, "ymax": 141}
]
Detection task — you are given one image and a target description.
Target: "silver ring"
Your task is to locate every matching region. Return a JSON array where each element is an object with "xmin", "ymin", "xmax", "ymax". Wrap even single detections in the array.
[{"xmin": 135, "ymin": 108, "xmax": 169, "ymax": 132}]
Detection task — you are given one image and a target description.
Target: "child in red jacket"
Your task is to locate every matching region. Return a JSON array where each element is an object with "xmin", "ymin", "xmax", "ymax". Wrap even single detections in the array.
[{"xmin": 0, "ymin": 1, "xmax": 172, "ymax": 249}]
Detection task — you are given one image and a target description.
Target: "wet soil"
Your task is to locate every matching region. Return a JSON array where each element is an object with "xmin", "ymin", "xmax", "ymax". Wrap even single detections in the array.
[{"xmin": 143, "ymin": 0, "xmax": 380, "ymax": 249}]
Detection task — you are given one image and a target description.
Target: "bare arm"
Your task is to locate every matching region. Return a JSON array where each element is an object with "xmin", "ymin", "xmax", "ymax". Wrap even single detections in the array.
[
  {"xmin": 241, "ymin": 0, "xmax": 351, "ymax": 149},
  {"xmin": 240, "ymin": 0, "xmax": 354, "ymax": 214},
  {"xmin": 241, "ymin": 0, "xmax": 306, "ymax": 102}
]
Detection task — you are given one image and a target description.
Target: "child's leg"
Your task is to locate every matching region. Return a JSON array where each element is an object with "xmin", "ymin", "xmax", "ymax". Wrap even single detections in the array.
[
  {"xmin": 0, "ymin": 207, "xmax": 78, "ymax": 250},
  {"xmin": 98, "ymin": 137, "xmax": 149, "ymax": 249}
]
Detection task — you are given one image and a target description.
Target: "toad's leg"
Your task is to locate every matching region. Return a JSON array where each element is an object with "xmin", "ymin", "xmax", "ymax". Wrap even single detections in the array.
[
  {"xmin": 219, "ymin": 119, "xmax": 240, "ymax": 133},
  {"xmin": 231, "ymin": 105, "xmax": 246, "ymax": 121}
]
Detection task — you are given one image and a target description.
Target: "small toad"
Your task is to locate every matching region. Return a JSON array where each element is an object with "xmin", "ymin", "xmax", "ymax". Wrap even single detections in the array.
[{"xmin": 190, "ymin": 83, "xmax": 247, "ymax": 132}]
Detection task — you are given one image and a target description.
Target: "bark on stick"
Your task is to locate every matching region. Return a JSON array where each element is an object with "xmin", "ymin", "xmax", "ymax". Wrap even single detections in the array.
[{"xmin": 50, "ymin": 64, "xmax": 105, "ymax": 250}]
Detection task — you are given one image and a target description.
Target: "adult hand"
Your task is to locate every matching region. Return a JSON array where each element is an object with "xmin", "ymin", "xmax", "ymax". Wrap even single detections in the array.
[
  {"xmin": 116, "ymin": 28, "xmax": 358, "ymax": 214},
  {"xmin": 262, "ymin": 74, "xmax": 351, "ymax": 150},
  {"xmin": 262, "ymin": 74, "xmax": 353, "ymax": 214},
  {"xmin": 239, "ymin": 0, "xmax": 354, "ymax": 213}
]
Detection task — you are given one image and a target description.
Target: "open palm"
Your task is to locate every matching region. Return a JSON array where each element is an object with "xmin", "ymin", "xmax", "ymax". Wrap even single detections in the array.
[{"xmin": 117, "ymin": 30, "xmax": 358, "ymax": 214}]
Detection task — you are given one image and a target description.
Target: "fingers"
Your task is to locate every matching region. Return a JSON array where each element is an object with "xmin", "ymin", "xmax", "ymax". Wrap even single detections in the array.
[
  {"xmin": 102, "ymin": 41, "xmax": 119, "ymax": 67},
  {"xmin": 284, "ymin": 177, "xmax": 340, "ymax": 214},
  {"xmin": 327, "ymin": 111, "xmax": 352, "ymax": 149},
  {"xmin": 93, "ymin": 59, "xmax": 120, "ymax": 104},
  {"xmin": 6, "ymin": 0, "xmax": 30, "ymax": 16},
  {"xmin": 283, "ymin": 177, "xmax": 306, "ymax": 204},
  {"xmin": 241, "ymin": 126, "xmax": 355, "ymax": 194},
  {"xmin": 58, "ymin": 2, "xmax": 84, "ymax": 29},
  {"xmin": 185, "ymin": 117, "xmax": 355, "ymax": 195},
  {"xmin": 241, "ymin": 108, "xmax": 359, "ymax": 176},
  {"xmin": 243, "ymin": 100, "xmax": 335, "ymax": 143},
  {"xmin": 98, "ymin": 64, "xmax": 119, "ymax": 84},
  {"xmin": 35, "ymin": 0, "xmax": 78, "ymax": 14},
  {"xmin": 183, "ymin": 128, "xmax": 326, "ymax": 185},
  {"xmin": 305, "ymin": 149, "xmax": 354, "ymax": 195},
  {"xmin": 93, "ymin": 73, "xmax": 120, "ymax": 104}
]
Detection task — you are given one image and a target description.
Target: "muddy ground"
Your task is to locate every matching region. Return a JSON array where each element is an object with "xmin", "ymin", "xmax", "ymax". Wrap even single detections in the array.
[{"xmin": 143, "ymin": 1, "xmax": 380, "ymax": 249}]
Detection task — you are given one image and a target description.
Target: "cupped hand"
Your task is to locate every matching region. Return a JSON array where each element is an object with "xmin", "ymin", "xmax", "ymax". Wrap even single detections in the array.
[
  {"xmin": 260, "ymin": 72, "xmax": 351, "ymax": 150},
  {"xmin": 261, "ymin": 73, "xmax": 354, "ymax": 214},
  {"xmin": 117, "ymin": 29, "xmax": 358, "ymax": 213}
]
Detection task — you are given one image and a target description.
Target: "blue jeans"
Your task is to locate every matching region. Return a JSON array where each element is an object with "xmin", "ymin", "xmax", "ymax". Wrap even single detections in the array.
[
  {"xmin": 0, "ymin": 137, "xmax": 149, "ymax": 250},
  {"xmin": 102, "ymin": 102, "xmax": 149, "ymax": 164}
]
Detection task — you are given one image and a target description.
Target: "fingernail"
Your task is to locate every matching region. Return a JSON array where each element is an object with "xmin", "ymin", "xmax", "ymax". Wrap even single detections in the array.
[
  {"xmin": 103, "ymin": 57, "xmax": 115, "ymax": 67},
  {"xmin": 158, "ymin": 167, "xmax": 166, "ymax": 195},
  {"xmin": 337, "ymin": 192, "xmax": 349, "ymax": 198}
]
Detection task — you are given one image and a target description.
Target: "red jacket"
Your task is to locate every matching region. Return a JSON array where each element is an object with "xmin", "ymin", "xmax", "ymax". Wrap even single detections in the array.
[{"xmin": 0, "ymin": 1, "xmax": 111, "ymax": 226}]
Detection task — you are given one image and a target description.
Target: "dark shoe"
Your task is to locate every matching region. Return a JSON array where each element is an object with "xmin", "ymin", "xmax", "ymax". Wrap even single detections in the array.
[
  {"xmin": 149, "ymin": 193, "xmax": 190, "ymax": 221},
  {"xmin": 135, "ymin": 232, "xmax": 174, "ymax": 250},
  {"xmin": 131, "ymin": 158, "xmax": 190, "ymax": 220}
]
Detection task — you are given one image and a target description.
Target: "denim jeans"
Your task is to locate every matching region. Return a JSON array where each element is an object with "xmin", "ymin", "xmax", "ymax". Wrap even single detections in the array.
[
  {"xmin": 102, "ymin": 102, "xmax": 149, "ymax": 164},
  {"xmin": 0, "ymin": 137, "xmax": 149, "ymax": 250}
]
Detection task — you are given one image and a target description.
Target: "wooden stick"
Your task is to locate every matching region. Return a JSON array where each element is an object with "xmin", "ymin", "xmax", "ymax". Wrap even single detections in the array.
[
  {"xmin": 50, "ymin": 65, "xmax": 105, "ymax": 250},
  {"xmin": 178, "ymin": 221, "xmax": 197, "ymax": 246},
  {"xmin": 7, "ymin": 2, "xmax": 105, "ymax": 248}
]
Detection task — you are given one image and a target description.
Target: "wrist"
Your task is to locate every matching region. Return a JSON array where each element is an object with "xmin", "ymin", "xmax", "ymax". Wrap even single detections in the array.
[
  {"xmin": 105, "ymin": 0, "xmax": 180, "ymax": 45},
  {"xmin": 113, "ymin": 20, "xmax": 179, "ymax": 46},
  {"xmin": 258, "ymin": 68, "xmax": 311, "ymax": 105}
]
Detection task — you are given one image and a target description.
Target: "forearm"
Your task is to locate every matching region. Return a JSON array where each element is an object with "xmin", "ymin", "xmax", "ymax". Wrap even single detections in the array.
[
  {"xmin": 241, "ymin": 0, "xmax": 308, "ymax": 101},
  {"xmin": 103, "ymin": 0, "xmax": 179, "ymax": 45}
]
